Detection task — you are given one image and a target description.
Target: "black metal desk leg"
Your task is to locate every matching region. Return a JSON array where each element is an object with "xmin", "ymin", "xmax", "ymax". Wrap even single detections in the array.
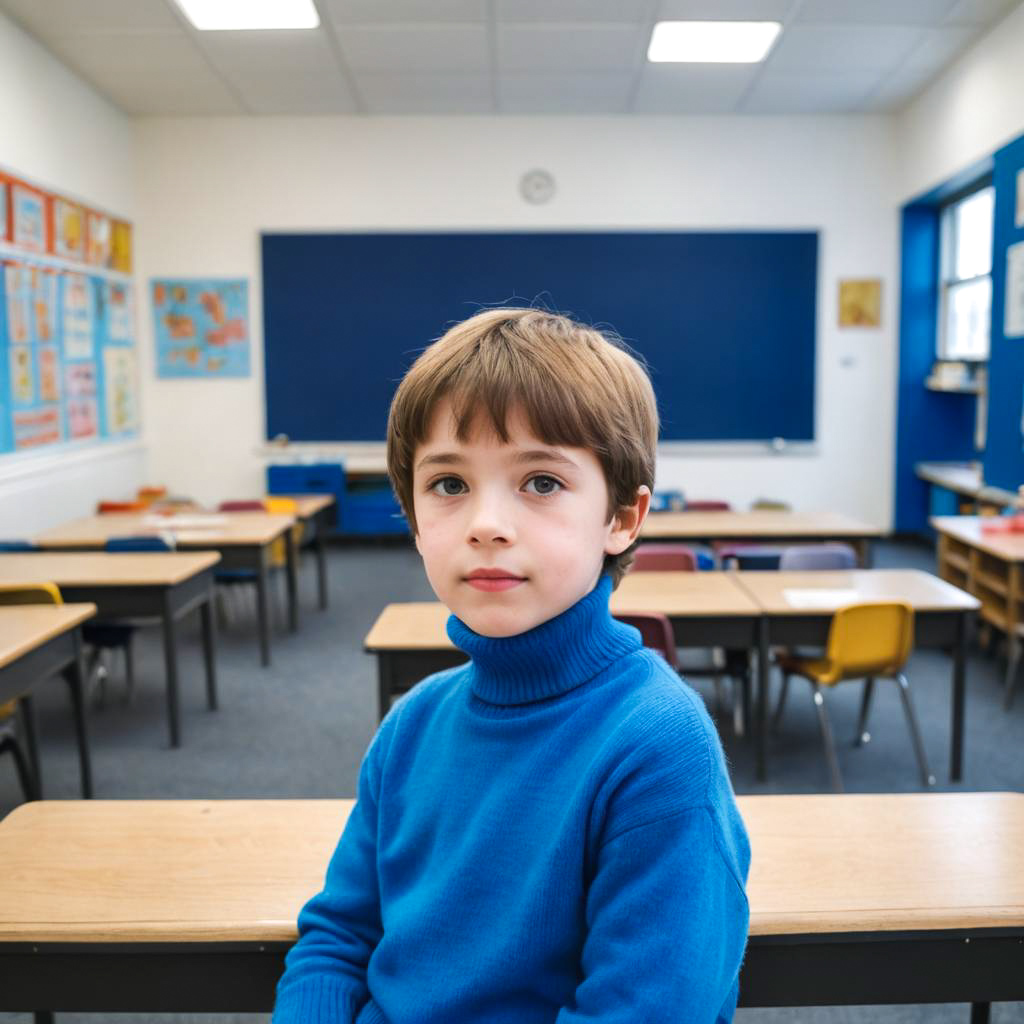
[
  {"xmin": 200, "ymin": 590, "xmax": 219, "ymax": 711},
  {"xmin": 970, "ymin": 1002, "xmax": 990, "ymax": 1024},
  {"xmin": 62, "ymin": 631, "xmax": 94, "ymax": 798},
  {"xmin": 951, "ymin": 611, "xmax": 968, "ymax": 782},
  {"xmin": 256, "ymin": 558, "xmax": 272, "ymax": 668},
  {"xmin": 315, "ymin": 512, "xmax": 328, "ymax": 610},
  {"xmin": 18, "ymin": 694, "xmax": 42, "ymax": 798},
  {"xmin": 757, "ymin": 619, "xmax": 770, "ymax": 782},
  {"xmin": 34, "ymin": 1011, "xmax": 54, "ymax": 1024},
  {"xmin": 286, "ymin": 532, "xmax": 299, "ymax": 633},
  {"xmin": 162, "ymin": 592, "xmax": 182, "ymax": 748}
]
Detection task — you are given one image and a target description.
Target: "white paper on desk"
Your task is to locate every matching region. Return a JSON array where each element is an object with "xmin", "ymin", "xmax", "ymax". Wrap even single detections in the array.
[
  {"xmin": 142, "ymin": 514, "xmax": 228, "ymax": 528},
  {"xmin": 167, "ymin": 529, "xmax": 223, "ymax": 540},
  {"xmin": 783, "ymin": 588, "xmax": 861, "ymax": 609}
]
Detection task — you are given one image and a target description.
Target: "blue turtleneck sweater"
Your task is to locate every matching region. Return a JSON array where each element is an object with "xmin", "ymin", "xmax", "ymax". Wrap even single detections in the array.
[{"xmin": 274, "ymin": 576, "xmax": 750, "ymax": 1024}]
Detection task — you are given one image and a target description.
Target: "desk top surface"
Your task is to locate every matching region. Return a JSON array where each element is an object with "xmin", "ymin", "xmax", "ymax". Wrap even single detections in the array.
[
  {"xmin": 364, "ymin": 602, "xmax": 454, "ymax": 651},
  {"xmin": 0, "ymin": 551, "xmax": 220, "ymax": 587},
  {"xmin": 34, "ymin": 513, "xmax": 294, "ymax": 549},
  {"xmin": 931, "ymin": 515, "xmax": 1024, "ymax": 561},
  {"xmin": 0, "ymin": 603, "xmax": 96, "ymax": 671},
  {"xmin": 733, "ymin": 568, "xmax": 979, "ymax": 614},
  {"xmin": 0, "ymin": 792, "xmax": 1021, "ymax": 942},
  {"xmin": 915, "ymin": 462, "xmax": 982, "ymax": 496},
  {"xmin": 612, "ymin": 570, "xmax": 760, "ymax": 616},
  {"xmin": 641, "ymin": 510, "xmax": 882, "ymax": 540}
]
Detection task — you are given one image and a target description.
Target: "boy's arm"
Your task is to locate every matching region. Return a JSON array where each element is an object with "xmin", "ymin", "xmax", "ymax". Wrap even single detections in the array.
[
  {"xmin": 557, "ymin": 807, "xmax": 750, "ymax": 1024},
  {"xmin": 272, "ymin": 720, "xmax": 392, "ymax": 1024}
]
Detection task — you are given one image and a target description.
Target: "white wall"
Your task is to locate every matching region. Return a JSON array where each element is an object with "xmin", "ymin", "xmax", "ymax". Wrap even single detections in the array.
[
  {"xmin": 896, "ymin": 1, "xmax": 1024, "ymax": 202},
  {"xmin": 137, "ymin": 115, "xmax": 899, "ymax": 527},
  {"xmin": 0, "ymin": 11, "xmax": 141, "ymax": 535}
]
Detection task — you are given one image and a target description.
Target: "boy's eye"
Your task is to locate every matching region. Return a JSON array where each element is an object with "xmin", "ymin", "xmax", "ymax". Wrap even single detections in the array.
[
  {"xmin": 524, "ymin": 474, "xmax": 563, "ymax": 496},
  {"xmin": 430, "ymin": 476, "xmax": 467, "ymax": 496}
]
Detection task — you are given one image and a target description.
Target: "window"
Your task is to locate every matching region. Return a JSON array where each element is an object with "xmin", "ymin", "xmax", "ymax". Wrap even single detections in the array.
[{"xmin": 938, "ymin": 183, "xmax": 994, "ymax": 361}]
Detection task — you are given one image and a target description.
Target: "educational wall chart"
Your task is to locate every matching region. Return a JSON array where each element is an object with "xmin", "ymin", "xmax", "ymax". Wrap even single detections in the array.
[
  {"xmin": 0, "ymin": 165, "xmax": 137, "ymax": 455},
  {"xmin": 152, "ymin": 278, "xmax": 250, "ymax": 378}
]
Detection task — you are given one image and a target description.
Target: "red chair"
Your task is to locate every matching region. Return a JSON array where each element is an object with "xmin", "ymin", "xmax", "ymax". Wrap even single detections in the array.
[
  {"xmin": 684, "ymin": 500, "xmax": 732, "ymax": 511},
  {"xmin": 219, "ymin": 500, "xmax": 267, "ymax": 512},
  {"xmin": 614, "ymin": 613, "xmax": 678, "ymax": 668},
  {"xmin": 631, "ymin": 543, "xmax": 698, "ymax": 572}
]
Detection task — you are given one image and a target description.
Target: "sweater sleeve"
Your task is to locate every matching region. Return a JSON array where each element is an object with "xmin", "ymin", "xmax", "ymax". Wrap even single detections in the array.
[
  {"xmin": 272, "ymin": 718, "xmax": 393, "ymax": 1024},
  {"xmin": 555, "ymin": 806, "xmax": 750, "ymax": 1024}
]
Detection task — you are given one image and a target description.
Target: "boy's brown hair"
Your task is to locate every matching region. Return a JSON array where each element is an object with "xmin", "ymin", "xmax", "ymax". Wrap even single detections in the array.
[{"xmin": 386, "ymin": 308, "xmax": 659, "ymax": 585}]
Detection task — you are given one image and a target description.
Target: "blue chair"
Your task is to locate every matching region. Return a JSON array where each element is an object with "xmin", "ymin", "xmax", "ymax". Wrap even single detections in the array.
[
  {"xmin": 0, "ymin": 540, "xmax": 36, "ymax": 551},
  {"xmin": 82, "ymin": 535, "xmax": 174, "ymax": 704},
  {"xmin": 720, "ymin": 545, "xmax": 783, "ymax": 571}
]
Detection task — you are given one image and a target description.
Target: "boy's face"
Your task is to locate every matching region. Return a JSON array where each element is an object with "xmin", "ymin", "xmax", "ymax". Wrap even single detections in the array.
[{"xmin": 412, "ymin": 398, "xmax": 649, "ymax": 638}]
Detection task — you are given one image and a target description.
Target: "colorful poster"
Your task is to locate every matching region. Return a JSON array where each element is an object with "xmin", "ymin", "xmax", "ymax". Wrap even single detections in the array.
[
  {"xmin": 103, "ymin": 346, "xmax": 138, "ymax": 435},
  {"xmin": 66, "ymin": 363, "xmax": 98, "ymax": 440},
  {"xmin": 53, "ymin": 198, "xmax": 85, "ymax": 261},
  {"xmin": 4, "ymin": 263, "xmax": 31, "ymax": 344},
  {"xmin": 13, "ymin": 407, "xmax": 61, "ymax": 448},
  {"xmin": 111, "ymin": 220, "xmax": 132, "ymax": 273},
  {"xmin": 107, "ymin": 280, "xmax": 133, "ymax": 341},
  {"xmin": 62, "ymin": 272, "xmax": 94, "ymax": 359},
  {"xmin": 152, "ymin": 278, "xmax": 250, "ymax": 378},
  {"xmin": 0, "ymin": 182, "xmax": 7, "ymax": 241},
  {"xmin": 31, "ymin": 267, "xmax": 58, "ymax": 343},
  {"xmin": 9, "ymin": 345, "xmax": 34, "ymax": 403},
  {"xmin": 11, "ymin": 184, "xmax": 46, "ymax": 252},
  {"xmin": 86, "ymin": 211, "xmax": 111, "ymax": 266},
  {"xmin": 38, "ymin": 346, "xmax": 60, "ymax": 403}
]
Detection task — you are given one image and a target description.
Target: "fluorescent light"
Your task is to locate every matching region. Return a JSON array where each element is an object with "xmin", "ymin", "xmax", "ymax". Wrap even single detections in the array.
[
  {"xmin": 647, "ymin": 21, "xmax": 781, "ymax": 63},
  {"xmin": 173, "ymin": 0, "xmax": 319, "ymax": 31}
]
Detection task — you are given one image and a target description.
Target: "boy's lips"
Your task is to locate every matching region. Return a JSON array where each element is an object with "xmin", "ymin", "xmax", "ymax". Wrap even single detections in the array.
[{"xmin": 464, "ymin": 569, "xmax": 526, "ymax": 592}]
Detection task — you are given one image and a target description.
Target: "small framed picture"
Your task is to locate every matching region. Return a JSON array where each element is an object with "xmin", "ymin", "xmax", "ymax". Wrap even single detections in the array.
[{"xmin": 838, "ymin": 278, "xmax": 882, "ymax": 328}]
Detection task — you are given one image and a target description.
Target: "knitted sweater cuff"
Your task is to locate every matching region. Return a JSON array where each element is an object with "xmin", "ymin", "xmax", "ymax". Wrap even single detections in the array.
[{"xmin": 272, "ymin": 976, "xmax": 363, "ymax": 1024}]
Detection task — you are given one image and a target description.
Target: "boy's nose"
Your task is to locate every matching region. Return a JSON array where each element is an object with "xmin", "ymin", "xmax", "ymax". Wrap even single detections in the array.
[{"xmin": 466, "ymin": 493, "xmax": 516, "ymax": 546}]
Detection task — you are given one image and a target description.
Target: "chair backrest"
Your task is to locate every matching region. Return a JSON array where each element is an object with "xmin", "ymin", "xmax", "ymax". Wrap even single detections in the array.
[
  {"xmin": 0, "ymin": 540, "xmax": 36, "ymax": 552},
  {"xmin": 684, "ymin": 500, "xmax": 732, "ymax": 512},
  {"xmin": 97, "ymin": 500, "xmax": 146, "ymax": 514},
  {"xmin": 824, "ymin": 602, "xmax": 914, "ymax": 681},
  {"xmin": 719, "ymin": 545, "xmax": 782, "ymax": 570},
  {"xmin": 779, "ymin": 543, "xmax": 857, "ymax": 571},
  {"xmin": 219, "ymin": 500, "xmax": 267, "ymax": 512},
  {"xmin": 751, "ymin": 498, "xmax": 792, "ymax": 511},
  {"xmin": 105, "ymin": 535, "xmax": 174, "ymax": 553},
  {"xmin": 0, "ymin": 583, "xmax": 63, "ymax": 606},
  {"xmin": 631, "ymin": 543, "xmax": 698, "ymax": 572},
  {"xmin": 264, "ymin": 497, "xmax": 298, "ymax": 517},
  {"xmin": 613, "ymin": 612, "xmax": 677, "ymax": 668}
]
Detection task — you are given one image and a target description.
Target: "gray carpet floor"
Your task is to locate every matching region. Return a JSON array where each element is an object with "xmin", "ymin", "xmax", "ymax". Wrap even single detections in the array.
[{"xmin": 2, "ymin": 538, "xmax": 1022, "ymax": 1023}]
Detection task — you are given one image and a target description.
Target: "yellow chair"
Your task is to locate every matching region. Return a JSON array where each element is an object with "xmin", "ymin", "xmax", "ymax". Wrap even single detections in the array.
[
  {"xmin": 773, "ymin": 601, "xmax": 934, "ymax": 792},
  {"xmin": 0, "ymin": 583, "xmax": 64, "ymax": 801},
  {"xmin": 264, "ymin": 497, "xmax": 302, "ymax": 568}
]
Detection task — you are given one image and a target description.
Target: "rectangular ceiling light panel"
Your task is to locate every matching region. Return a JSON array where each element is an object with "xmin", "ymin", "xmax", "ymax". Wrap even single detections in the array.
[
  {"xmin": 648, "ymin": 21, "xmax": 781, "ymax": 63},
  {"xmin": 174, "ymin": 0, "xmax": 320, "ymax": 30}
]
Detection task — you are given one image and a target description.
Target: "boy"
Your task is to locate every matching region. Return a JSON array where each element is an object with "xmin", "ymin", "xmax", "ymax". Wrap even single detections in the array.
[{"xmin": 273, "ymin": 308, "xmax": 750, "ymax": 1024}]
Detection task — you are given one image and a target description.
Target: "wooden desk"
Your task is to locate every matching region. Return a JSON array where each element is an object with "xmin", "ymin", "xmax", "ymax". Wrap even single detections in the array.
[
  {"xmin": 1, "ymin": 793, "xmax": 1020, "ymax": 1018},
  {"xmin": 734, "ymin": 569, "xmax": 979, "ymax": 783},
  {"xmin": 0, "ymin": 603, "xmax": 96, "ymax": 798},
  {"xmin": 33, "ymin": 513, "xmax": 297, "ymax": 668},
  {"xmin": 364, "ymin": 575, "xmax": 762, "ymax": 723},
  {"xmin": 266, "ymin": 494, "xmax": 336, "ymax": 610},
  {"xmin": 932, "ymin": 515, "xmax": 1024, "ymax": 708},
  {"xmin": 641, "ymin": 510, "xmax": 883, "ymax": 565},
  {"xmin": 0, "ymin": 552, "xmax": 221, "ymax": 749}
]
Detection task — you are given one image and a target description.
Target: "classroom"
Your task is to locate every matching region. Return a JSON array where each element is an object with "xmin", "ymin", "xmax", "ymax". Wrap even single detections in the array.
[{"xmin": 1, "ymin": 0, "xmax": 1024, "ymax": 1021}]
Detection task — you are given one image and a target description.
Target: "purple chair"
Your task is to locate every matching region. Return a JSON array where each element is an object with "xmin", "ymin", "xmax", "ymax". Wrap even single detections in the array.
[{"xmin": 779, "ymin": 543, "xmax": 857, "ymax": 571}]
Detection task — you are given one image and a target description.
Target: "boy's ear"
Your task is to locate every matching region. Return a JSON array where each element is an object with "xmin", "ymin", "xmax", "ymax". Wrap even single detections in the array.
[{"xmin": 605, "ymin": 485, "xmax": 651, "ymax": 556}]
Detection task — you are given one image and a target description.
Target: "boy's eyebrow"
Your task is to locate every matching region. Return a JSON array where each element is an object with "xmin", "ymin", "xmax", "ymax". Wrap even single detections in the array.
[
  {"xmin": 512, "ymin": 449, "xmax": 579, "ymax": 468},
  {"xmin": 416, "ymin": 452, "xmax": 466, "ymax": 471}
]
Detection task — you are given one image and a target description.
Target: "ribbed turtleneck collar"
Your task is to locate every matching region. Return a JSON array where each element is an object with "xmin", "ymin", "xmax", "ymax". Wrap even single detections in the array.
[{"xmin": 445, "ymin": 575, "xmax": 641, "ymax": 707}]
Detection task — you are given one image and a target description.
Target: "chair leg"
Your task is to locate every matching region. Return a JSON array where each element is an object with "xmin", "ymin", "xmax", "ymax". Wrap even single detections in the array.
[
  {"xmin": 216, "ymin": 589, "xmax": 230, "ymax": 630},
  {"xmin": 811, "ymin": 683, "xmax": 843, "ymax": 793},
  {"xmin": 771, "ymin": 673, "xmax": 790, "ymax": 734},
  {"xmin": 1, "ymin": 735, "xmax": 38, "ymax": 802},
  {"xmin": 1004, "ymin": 634, "xmax": 1022, "ymax": 710},
  {"xmin": 854, "ymin": 677, "xmax": 875, "ymax": 746},
  {"xmin": 895, "ymin": 673, "xmax": 936, "ymax": 788},
  {"xmin": 124, "ymin": 636, "xmax": 135, "ymax": 704}
]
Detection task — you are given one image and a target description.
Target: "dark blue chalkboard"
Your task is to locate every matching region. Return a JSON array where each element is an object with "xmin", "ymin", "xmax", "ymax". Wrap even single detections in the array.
[{"xmin": 261, "ymin": 231, "xmax": 817, "ymax": 442}]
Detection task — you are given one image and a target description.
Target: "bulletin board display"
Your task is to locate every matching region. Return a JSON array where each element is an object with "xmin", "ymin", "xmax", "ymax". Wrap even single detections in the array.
[{"xmin": 262, "ymin": 231, "xmax": 818, "ymax": 443}]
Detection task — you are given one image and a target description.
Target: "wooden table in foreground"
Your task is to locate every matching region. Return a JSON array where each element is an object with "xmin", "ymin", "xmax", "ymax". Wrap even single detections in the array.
[
  {"xmin": 363, "ymin": 573, "xmax": 763, "ymax": 723},
  {"xmin": 0, "ymin": 552, "xmax": 221, "ymax": 748},
  {"xmin": 0, "ymin": 603, "xmax": 95, "ymax": 798},
  {"xmin": 33, "ymin": 512, "xmax": 298, "ymax": 667},
  {"xmin": 932, "ymin": 515, "xmax": 1024, "ymax": 708},
  {"xmin": 734, "ymin": 569, "xmax": 979, "ymax": 783},
  {"xmin": 641, "ymin": 510, "xmax": 883, "ymax": 565},
  {"xmin": 0, "ymin": 793, "xmax": 1020, "ymax": 1020}
]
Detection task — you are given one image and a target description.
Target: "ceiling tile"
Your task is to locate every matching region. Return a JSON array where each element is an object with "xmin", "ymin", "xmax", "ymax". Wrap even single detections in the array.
[
  {"xmin": 795, "ymin": 0, "xmax": 959, "ymax": 25},
  {"xmin": 197, "ymin": 29, "xmax": 339, "ymax": 76},
  {"xmin": 325, "ymin": 0, "xmax": 486, "ymax": 24},
  {"xmin": 0, "ymin": 0, "xmax": 181, "ymax": 35},
  {"xmin": 47, "ymin": 31, "xmax": 216, "ymax": 78},
  {"xmin": 942, "ymin": 0, "xmax": 1020, "ymax": 25},
  {"xmin": 901, "ymin": 24, "xmax": 978, "ymax": 69},
  {"xmin": 497, "ymin": 24, "xmax": 644, "ymax": 73},
  {"xmin": 496, "ymin": 0, "xmax": 649, "ymax": 22},
  {"xmin": 356, "ymin": 72, "xmax": 493, "ymax": 112},
  {"xmin": 334, "ymin": 24, "xmax": 489, "ymax": 73},
  {"xmin": 742, "ymin": 70, "xmax": 881, "ymax": 112},
  {"xmin": 766, "ymin": 24, "xmax": 925, "ymax": 71},
  {"xmin": 632, "ymin": 64, "xmax": 758, "ymax": 112},
  {"xmin": 499, "ymin": 72, "xmax": 633, "ymax": 113},
  {"xmin": 655, "ymin": 0, "xmax": 791, "ymax": 20},
  {"xmin": 860, "ymin": 64, "xmax": 935, "ymax": 110}
]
